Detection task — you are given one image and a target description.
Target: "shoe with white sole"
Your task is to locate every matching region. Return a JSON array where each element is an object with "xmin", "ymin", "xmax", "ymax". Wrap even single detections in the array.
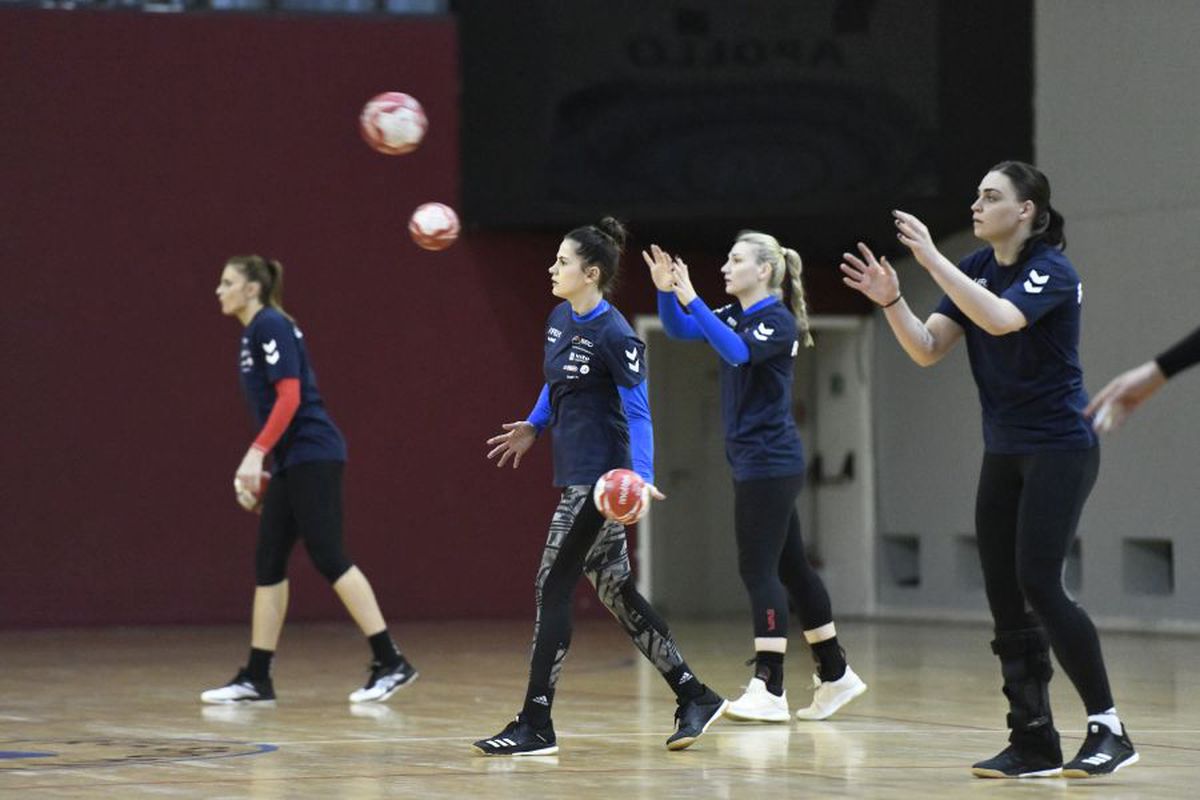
[
  {"xmin": 348, "ymin": 657, "xmax": 418, "ymax": 703},
  {"xmin": 725, "ymin": 678, "xmax": 790, "ymax": 723},
  {"xmin": 794, "ymin": 665, "xmax": 867, "ymax": 720},
  {"xmin": 201, "ymin": 668, "xmax": 275, "ymax": 704}
]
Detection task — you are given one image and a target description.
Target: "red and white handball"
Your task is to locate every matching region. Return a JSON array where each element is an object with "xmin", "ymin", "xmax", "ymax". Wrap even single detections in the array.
[
  {"xmin": 359, "ymin": 92, "xmax": 427, "ymax": 155},
  {"xmin": 593, "ymin": 468, "xmax": 647, "ymax": 522},
  {"xmin": 408, "ymin": 202, "xmax": 461, "ymax": 251}
]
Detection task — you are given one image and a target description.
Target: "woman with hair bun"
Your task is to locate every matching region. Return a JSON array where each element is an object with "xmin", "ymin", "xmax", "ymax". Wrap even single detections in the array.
[
  {"xmin": 204, "ymin": 255, "xmax": 416, "ymax": 706},
  {"xmin": 841, "ymin": 162, "xmax": 1137, "ymax": 779},
  {"xmin": 645, "ymin": 232, "xmax": 867, "ymax": 726},
  {"xmin": 473, "ymin": 219, "xmax": 727, "ymax": 756}
]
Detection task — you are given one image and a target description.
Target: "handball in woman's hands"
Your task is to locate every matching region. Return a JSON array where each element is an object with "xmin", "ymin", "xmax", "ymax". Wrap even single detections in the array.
[
  {"xmin": 409, "ymin": 202, "xmax": 460, "ymax": 251},
  {"xmin": 360, "ymin": 92, "xmax": 427, "ymax": 155},
  {"xmin": 235, "ymin": 471, "xmax": 270, "ymax": 513},
  {"xmin": 593, "ymin": 469, "xmax": 647, "ymax": 522}
]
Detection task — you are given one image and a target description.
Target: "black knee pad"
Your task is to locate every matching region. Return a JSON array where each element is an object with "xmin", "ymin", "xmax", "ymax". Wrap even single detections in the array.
[{"xmin": 256, "ymin": 545, "xmax": 289, "ymax": 586}]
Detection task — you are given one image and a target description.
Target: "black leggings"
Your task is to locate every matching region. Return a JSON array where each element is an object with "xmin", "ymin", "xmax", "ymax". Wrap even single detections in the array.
[
  {"xmin": 734, "ymin": 474, "xmax": 833, "ymax": 639},
  {"xmin": 256, "ymin": 460, "xmax": 354, "ymax": 586},
  {"xmin": 975, "ymin": 447, "xmax": 1113, "ymax": 713},
  {"xmin": 525, "ymin": 486, "xmax": 686, "ymax": 709}
]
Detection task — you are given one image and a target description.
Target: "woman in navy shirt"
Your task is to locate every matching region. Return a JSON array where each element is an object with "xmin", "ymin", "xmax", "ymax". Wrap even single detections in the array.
[
  {"xmin": 646, "ymin": 233, "xmax": 866, "ymax": 724},
  {"xmin": 842, "ymin": 162, "xmax": 1137, "ymax": 779},
  {"xmin": 473, "ymin": 218, "xmax": 726, "ymax": 756},
  {"xmin": 204, "ymin": 255, "xmax": 416, "ymax": 706}
]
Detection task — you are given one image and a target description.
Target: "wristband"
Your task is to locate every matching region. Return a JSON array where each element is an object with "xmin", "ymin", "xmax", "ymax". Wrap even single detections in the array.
[{"xmin": 880, "ymin": 294, "xmax": 902, "ymax": 309}]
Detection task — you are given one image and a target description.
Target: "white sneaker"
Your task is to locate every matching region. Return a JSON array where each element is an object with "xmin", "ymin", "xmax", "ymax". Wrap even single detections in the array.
[
  {"xmin": 725, "ymin": 678, "xmax": 791, "ymax": 723},
  {"xmin": 201, "ymin": 669, "xmax": 275, "ymax": 704},
  {"xmin": 348, "ymin": 658, "xmax": 418, "ymax": 703},
  {"xmin": 795, "ymin": 666, "xmax": 867, "ymax": 720}
]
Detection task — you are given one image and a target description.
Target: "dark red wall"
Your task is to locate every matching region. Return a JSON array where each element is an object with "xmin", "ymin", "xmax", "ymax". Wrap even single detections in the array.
[{"xmin": 0, "ymin": 9, "xmax": 617, "ymax": 626}]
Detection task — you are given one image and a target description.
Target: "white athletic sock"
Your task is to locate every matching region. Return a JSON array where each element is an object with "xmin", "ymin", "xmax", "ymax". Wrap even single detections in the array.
[{"xmin": 1087, "ymin": 707, "xmax": 1122, "ymax": 736}]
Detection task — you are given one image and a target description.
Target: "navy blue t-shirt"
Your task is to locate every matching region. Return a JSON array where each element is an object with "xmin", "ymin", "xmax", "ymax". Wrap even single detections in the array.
[
  {"xmin": 543, "ymin": 301, "xmax": 646, "ymax": 487},
  {"xmin": 712, "ymin": 298, "xmax": 806, "ymax": 481},
  {"xmin": 934, "ymin": 243, "xmax": 1097, "ymax": 453},
  {"xmin": 239, "ymin": 307, "xmax": 347, "ymax": 469}
]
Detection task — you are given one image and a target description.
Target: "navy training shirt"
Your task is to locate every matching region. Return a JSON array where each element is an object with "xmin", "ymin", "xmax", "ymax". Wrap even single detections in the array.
[
  {"xmin": 239, "ymin": 307, "xmax": 347, "ymax": 469},
  {"xmin": 543, "ymin": 300, "xmax": 646, "ymax": 487},
  {"xmin": 712, "ymin": 297, "xmax": 806, "ymax": 481},
  {"xmin": 934, "ymin": 243, "xmax": 1097, "ymax": 453}
]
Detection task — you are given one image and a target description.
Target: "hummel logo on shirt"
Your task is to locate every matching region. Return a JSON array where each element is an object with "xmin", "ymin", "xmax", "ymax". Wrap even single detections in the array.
[
  {"xmin": 627, "ymin": 359, "xmax": 641, "ymax": 373},
  {"xmin": 1023, "ymin": 269, "xmax": 1051, "ymax": 294},
  {"xmin": 266, "ymin": 351, "xmax": 281, "ymax": 365},
  {"xmin": 624, "ymin": 348, "xmax": 638, "ymax": 361},
  {"xmin": 262, "ymin": 339, "xmax": 278, "ymax": 354},
  {"xmin": 753, "ymin": 322, "xmax": 775, "ymax": 341}
]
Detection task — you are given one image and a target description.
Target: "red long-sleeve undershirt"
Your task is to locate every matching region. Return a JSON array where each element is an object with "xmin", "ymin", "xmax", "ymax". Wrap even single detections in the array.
[{"xmin": 251, "ymin": 377, "xmax": 300, "ymax": 454}]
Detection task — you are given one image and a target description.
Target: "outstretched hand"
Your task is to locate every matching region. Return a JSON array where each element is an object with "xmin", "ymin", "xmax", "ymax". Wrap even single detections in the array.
[
  {"xmin": 1084, "ymin": 361, "xmax": 1168, "ymax": 433},
  {"xmin": 840, "ymin": 242, "xmax": 901, "ymax": 307},
  {"xmin": 670, "ymin": 256, "xmax": 698, "ymax": 306},
  {"xmin": 486, "ymin": 421, "xmax": 537, "ymax": 468},
  {"xmin": 641, "ymin": 244, "xmax": 678, "ymax": 293},
  {"xmin": 892, "ymin": 209, "xmax": 941, "ymax": 269}
]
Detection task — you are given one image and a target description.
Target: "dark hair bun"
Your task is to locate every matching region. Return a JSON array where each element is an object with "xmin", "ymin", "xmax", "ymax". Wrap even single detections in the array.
[{"xmin": 596, "ymin": 216, "xmax": 628, "ymax": 251}]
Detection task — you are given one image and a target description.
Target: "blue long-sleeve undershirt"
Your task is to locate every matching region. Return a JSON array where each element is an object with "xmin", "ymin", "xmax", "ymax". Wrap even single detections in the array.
[
  {"xmin": 657, "ymin": 291, "xmax": 749, "ymax": 366},
  {"xmin": 527, "ymin": 384, "xmax": 551, "ymax": 432}
]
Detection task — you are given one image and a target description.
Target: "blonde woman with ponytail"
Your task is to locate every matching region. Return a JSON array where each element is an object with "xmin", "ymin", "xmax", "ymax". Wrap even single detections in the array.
[{"xmin": 644, "ymin": 233, "xmax": 866, "ymax": 724}]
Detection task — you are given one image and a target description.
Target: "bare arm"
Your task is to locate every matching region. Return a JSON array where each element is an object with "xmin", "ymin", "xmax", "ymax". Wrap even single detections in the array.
[
  {"xmin": 893, "ymin": 210, "xmax": 1027, "ymax": 336},
  {"xmin": 841, "ymin": 242, "xmax": 964, "ymax": 366}
]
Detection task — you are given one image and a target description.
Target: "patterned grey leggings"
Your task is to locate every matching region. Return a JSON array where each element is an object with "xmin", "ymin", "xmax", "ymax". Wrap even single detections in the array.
[{"xmin": 525, "ymin": 485, "xmax": 685, "ymax": 706}]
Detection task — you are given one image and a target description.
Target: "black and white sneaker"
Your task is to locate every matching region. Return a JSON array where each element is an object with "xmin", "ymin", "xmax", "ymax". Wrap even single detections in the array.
[
  {"xmin": 201, "ymin": 668, "xmax": 276, "ymax": 704},
  {"xmin": 665, "ymin": 688, "xmax": 729, "ymax": 751},
  {"xmin": 971, "ymin": 743, "xmax": 1062, "ymax": 778},
  {"xmin": 348, "ymin": 657, "xmax": 419, "ymax": 703},
  {"xmin": 1062, "ymin": 723, "xmax": 1139, "ymax": 778},
  {"xmin": 472, "ymin": 717, "xmax": 558, "ymax": 756}
]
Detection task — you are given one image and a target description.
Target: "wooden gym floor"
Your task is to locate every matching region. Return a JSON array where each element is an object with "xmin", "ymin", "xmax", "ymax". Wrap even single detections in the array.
[{"xmin": 2, "ymin": 619, "xmax": 1197, "ymax": 798}]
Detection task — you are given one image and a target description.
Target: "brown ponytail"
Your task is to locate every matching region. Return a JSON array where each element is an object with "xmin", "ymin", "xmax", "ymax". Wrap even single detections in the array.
[{"xmin": 227, "ymin": 255, "xmax": 293, "ymax": 321}]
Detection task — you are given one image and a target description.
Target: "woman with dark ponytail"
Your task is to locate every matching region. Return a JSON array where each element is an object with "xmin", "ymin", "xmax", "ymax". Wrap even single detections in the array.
[
  {"xmin": 841, "ymin": 162, "xmax": 1137, "ymax": 779},
  {"xmin": 644, "ymin": 232, "xmax": 867, "ymax": 725},
  {"xmin": 473, "ymin": 218, "xmax": 727, "ymax": 756},
  {"xmin": 205, "ymin": 255, "xmax": 417, "ymax": 706}
]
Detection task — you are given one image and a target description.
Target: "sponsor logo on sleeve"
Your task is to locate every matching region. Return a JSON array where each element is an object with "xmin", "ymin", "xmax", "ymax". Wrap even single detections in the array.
[
  {"xmin": 624, "ymin": 347, "xmax": 641, "ymax": 373},
  {"xmin": 1023, "ymin": 268, "xmax": 1050, "ymax": 294},
  {"xmin": 752, "ymin": 322, "xmax": 775, "ymax": 341},
  {"xmin": 547, "ymin": 326, "xmax": 562, "ymax": 343},
  {"xmin": 262, "ymin": 339, "xmax": 281, "ymax": 365}
]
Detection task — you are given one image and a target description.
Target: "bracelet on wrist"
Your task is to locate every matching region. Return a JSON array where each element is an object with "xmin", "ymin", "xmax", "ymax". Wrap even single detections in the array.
[{"xmin": 880, "ymin": 293, "xmax": 902, "ymax": 309}]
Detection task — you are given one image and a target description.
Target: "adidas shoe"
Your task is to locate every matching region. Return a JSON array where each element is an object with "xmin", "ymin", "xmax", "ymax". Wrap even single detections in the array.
[
  {"xmin": 472, "ymin": 717, "xmax": 558, "ymax": 756},
  {"xmin": 666, "ymin": 688, "xmax": 729, "ymax": 750},
  {"xmin": 201, "ymin": 668, "xmax": 275, "ymax": 704},
  {"xmin": 348, "ymin": 657, "xmax": 418, "ymax": 703},
  {"xmin": 972, "ymin": 743, "xmax": 1063, "ymax": 778},
  {"xmin": 795, "ymin": 665, "xmax": 867, "ymax": 720},
  {"xmin": 1062, "ymin": 723, "xmax": 1139, "ymax": 778},
  {"xmin": 725, "ymin": 678, "xmax": 790, "ymax": 723}
]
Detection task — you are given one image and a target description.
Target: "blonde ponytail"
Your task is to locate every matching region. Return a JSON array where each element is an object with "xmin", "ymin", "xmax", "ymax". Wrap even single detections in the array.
[{"xmin": 782, "ymin": 248, "xmax": 813, "ymax": 348}]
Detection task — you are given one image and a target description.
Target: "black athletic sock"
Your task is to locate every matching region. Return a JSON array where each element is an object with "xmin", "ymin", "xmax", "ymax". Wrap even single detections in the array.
[
  {"xmin": 811, "ymin": 637, "xmax": 846, "ymax": 682},
  {"xmin": 247, "ymin": 647, "xmax": 274, "ymax": 681},
  {"xmin": 368, "ymin": 631, "xmax": 402, "ymax": 667},
  {"xmin": 666, "ymin": 664, "xmax": 706, "ymax": 701},
  {"xmin": 755, "ymin": 651, "xmax": 785, "ymax": 696},
  {"xmin": 521, "ymin": 687, "xmax": 555, "ymax": 728}
]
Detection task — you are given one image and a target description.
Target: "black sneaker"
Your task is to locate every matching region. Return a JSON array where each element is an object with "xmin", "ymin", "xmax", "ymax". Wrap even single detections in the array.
[
  {"xmin": 200, "ymin": 668, "xmax": 276, "ymax": 704},
  {"xmin": 1062, "ymin": 723, "xmax": 1139, "ymax": 778},
  {"xmin": 665, "ymin": 688, "xmax": 729, "ymax": 751},
  {"xmin": 348, "ymin": 657, "xmax": 419, "ymax": 703},
  {"xmin": 971, "ymin": 743, "xmax": 1063, "ymax": 778},
  {"xmin": 472, "ymin": 717, "xmax": 558, "ymax": 756}
]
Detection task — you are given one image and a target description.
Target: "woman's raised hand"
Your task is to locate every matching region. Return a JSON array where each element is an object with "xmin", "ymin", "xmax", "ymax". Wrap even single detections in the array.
[
  {"xmin": 840, "ymin": 242, "xmax": 901, "ymax": 307},
  {"xmin": 641, "ymin": 244, "xmax": 678, "ymax": 293}
]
